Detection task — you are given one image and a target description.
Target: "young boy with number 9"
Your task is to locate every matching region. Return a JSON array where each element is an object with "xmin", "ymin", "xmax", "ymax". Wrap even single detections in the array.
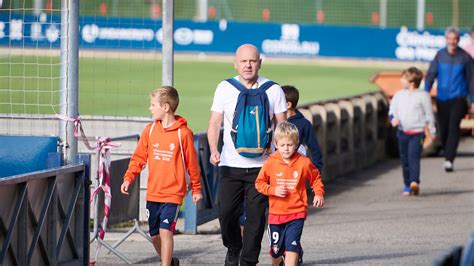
[{"xmin": 255, "ymin": 121, "xmax": 324, "ymax": 266}]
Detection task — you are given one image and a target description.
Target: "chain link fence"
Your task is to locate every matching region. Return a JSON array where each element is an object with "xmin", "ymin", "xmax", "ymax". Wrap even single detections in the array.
[{"xmin": 3, "ymin": 0, "xmax": 472, "ymax": 30}]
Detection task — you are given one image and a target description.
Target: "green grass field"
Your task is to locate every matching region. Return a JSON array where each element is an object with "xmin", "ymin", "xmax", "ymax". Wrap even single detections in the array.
[{"xmin": 0, "ymin": 55, "xmax": 397, "ymax": 131}]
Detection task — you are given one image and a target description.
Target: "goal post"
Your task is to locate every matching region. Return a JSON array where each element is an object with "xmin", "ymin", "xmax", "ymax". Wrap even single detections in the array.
[{"xmin": 59, "ymin": 0, "xmax": 79, "ymax": 164}]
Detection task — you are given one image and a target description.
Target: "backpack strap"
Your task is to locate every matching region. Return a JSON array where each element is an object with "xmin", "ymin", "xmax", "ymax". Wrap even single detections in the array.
[
  {"xmin": 226, "ymin": 78, "xmax": 247, "ymax": 92},
  {"xmin": 258, "ymin": 80, "xmax": 276, "ymax": 91},
  {"xmin": 149, "ymin": 122, "xmax": 156, "ymax": 139},
  {"xmin": 225, "ymin": 78, "xmax": 277, "ymax": 92},
  {"xmin": 178, "ymin": 128, "xmax": 191, "ymax": 192}
]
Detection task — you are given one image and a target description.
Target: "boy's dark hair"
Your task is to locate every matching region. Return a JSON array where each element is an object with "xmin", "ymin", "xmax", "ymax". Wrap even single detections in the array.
[
  {"xmin": 282, "ymin": 85, "xmax": 299, "ymax": 109},
  {"xmin": 150, "ymin": 86, "xmax": 179, "ymax": 112},
  {"xmin": 402, "ymin": 67, "xmax": 423, "ymax": 88}
]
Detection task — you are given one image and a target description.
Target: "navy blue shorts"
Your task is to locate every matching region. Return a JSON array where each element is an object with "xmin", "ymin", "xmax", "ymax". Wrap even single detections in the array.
[
  {"xmin": 239, "ymin": 202, "xmax": 247, "ymax": 226},
  {"xmin": 267, "ymin": 218, "xmax": 304, "ymax": 258},
  {"xmin": 146, "ymin": 202, "xmax": 180, "ymax": 236},
  {"xmin": 239, "ymin": 211, "xmax": 246, "ymax": 226}
]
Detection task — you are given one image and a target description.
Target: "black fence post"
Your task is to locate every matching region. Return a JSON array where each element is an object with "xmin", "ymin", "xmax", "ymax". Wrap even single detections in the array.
[
  {"xmin": 48, "ymin": 176, "xmax": 58, "ymax": 265},
  {"xmin": 76, "ymin": 154, "xmax": 91, "ymax": 266},
  {"xmin": 18, "ymin": 184, "xmax": 28, "ymax": 265}
]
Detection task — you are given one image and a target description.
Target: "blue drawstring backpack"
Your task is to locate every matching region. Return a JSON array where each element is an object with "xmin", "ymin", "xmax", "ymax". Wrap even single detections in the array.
[{"xmin": 226, "ymin": 78, "xmax": 276, "ymax": 158}]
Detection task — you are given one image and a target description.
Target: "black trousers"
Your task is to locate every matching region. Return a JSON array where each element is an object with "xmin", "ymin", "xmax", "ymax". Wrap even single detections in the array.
[
  {"xmin": 217, "ymin": 166, "xmax": 267, "ymax": 265},
  {"xmin": 436, "ymin": 98, "xmax": 468, "ymax": 162}
]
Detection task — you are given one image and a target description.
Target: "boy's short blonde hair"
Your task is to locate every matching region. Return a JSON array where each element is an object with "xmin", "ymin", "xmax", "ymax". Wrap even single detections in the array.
[
  {"xmin": 274, "ymin": 121, "xmax": 299, "ymax": 145},
  {"xmin": 402, "ymin": 67, "xmax": 423, "ymax": 88},
  {"xmin": 150, "ymin": 86, "xmax": 179, "ymax": 112}
]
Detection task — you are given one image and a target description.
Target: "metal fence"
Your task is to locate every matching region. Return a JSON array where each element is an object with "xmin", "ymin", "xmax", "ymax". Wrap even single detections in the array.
[
  {"xmin": 4, "ymin": 0, "xmax": 472, "ymax": 30},
  {"xmin": 0, "ymin": 156, "xmax": 90, "ymax": 266}
]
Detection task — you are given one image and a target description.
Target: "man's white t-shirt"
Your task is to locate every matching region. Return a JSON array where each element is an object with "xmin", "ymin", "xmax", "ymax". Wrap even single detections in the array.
[{"xmin": 210, "ymin": 75, "xmax": 287, "ymax": 168}]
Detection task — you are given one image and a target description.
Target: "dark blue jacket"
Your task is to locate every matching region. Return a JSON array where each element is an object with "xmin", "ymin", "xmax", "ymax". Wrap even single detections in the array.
[
  {"xmin": 424, "ymin": 47, "xmax": 473, "ymax": 102},
  {"xmin": 288, "ymin": 110, "xmax": 323, "ymax": 171}
]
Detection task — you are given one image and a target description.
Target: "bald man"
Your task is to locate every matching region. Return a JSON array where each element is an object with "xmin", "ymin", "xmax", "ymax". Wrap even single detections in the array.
[{"xmin": 208, "ymin": 44, "xmax": 287, "ymax": 266}]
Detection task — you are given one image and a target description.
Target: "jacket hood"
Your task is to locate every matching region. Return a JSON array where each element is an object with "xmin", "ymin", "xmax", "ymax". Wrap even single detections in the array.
[
  {"xmin": 154, "ymin": 115, "xmax": 188, "ymax": 132},
  {"xmin": 270, "ymin": 150, "xmax": 302, "ymax": 167},
  {"xmin": 288, "ymin": 110, "xmax": 304, "ymax": 122}
]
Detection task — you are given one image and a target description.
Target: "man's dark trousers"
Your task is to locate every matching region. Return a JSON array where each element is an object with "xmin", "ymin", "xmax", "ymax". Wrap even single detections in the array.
[
  {"xmin": 436, "ymin": 98, "xmax": 467, "ymax": 162},
  {"xmin": 218, "ymin": 166, "xmax": 267, "ymax": 265}
]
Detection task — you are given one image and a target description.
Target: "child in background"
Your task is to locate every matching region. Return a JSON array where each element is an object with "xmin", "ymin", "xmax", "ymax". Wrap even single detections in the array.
[
  {"xmin": 121, "ymin": 86, "xmax": 202, "ymax": 266},
  {"xmin": 389, "ymin": 67, "xmax": 436, "ymax": 196},
  {"xmin": 282, "ymin": 85, "xmax": 323, "ymax": 171},
  {"xmin": 255, "ymin": 121, "xmax": 325, "ymax": 266}
]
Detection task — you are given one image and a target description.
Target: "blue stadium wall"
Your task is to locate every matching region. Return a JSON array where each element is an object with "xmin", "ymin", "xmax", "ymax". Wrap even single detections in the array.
[{"xmin": 0, "ymin": 14, "xmax": 472, "ymax": 61}]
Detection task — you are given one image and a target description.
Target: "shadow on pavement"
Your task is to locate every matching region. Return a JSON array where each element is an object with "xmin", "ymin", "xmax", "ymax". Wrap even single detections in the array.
[
  {"xmin": 311, "ymin": 251, "xmax": 421, "ymax": 264},
  {"xmin": 321, "ymin": 159, "xmax": 400, "ymax": 197},
  {"xmin": 418, "ymin": 189, "xmax": 474, "ymax": 197}
]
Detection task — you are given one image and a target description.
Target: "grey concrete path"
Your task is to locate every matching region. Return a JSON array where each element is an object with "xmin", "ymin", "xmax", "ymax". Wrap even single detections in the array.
[{"xmin": 91, "ymin": 137, "xmax": 474, "ymax": 265}]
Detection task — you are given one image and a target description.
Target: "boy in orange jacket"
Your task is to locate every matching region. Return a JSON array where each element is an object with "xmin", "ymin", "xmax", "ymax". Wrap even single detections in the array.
[
  {"xmin": 121, "ymin": 86, "xmax": 202, "ymax": 266},
  {"xmin": 255, "ymin": 121, "xmax": 324, "ymax": 266}
]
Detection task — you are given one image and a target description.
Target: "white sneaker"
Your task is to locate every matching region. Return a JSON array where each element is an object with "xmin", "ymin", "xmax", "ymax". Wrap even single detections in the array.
[{"xmin": 444, "ymin": 160, "xmax": 453, "ymax": 172}]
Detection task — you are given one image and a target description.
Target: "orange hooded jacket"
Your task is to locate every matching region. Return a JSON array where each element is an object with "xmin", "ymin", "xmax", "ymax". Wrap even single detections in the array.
[
  {"xmin": 124, "ymin": 115, "xmax": 201, "ymax": 205},
  {"xmin": 255, "ymin": 151, "xmax": 324, "ymax": 216}
]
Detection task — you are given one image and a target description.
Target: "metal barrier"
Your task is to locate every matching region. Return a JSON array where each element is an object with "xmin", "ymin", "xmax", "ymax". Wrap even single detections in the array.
[
  {"xmin": 298, "ymin": 91, "xmax": 389, "ymax": 180},
  {"xmin": 89, "ymin": 135, "xmax": 143, "ymax": 264},
  {"xmin": 183, "ymin": 131, "xmax": 222, "ymax": 234},
  {"xmin": 308, "ymin": 105, "xmax": 328, "ymax": 177},
  {"xmin": 324, "ymin": 103, "xmax": 341, "ymax": 177},
  {"xmin": 0, "ymin": 136, "xmax": 60, "ymax": 177},
  {"xmin": 0, "ymin": 155, "xmax": 90, "ymax": 266},
  {"xmin": 100, "ymin": 158, "xmax": 150, "ymax": 261},
  {"xmin": 375, "ymin": 93, "xmax": 390, "ymax": 160},
  {"xmin": 363, "ymin": 94, "xmax": 379, "ymax": 166},
  {"xmin": 338, "ymin": 100, "xmax": 356, "ymax": 174},
  {"xmin": 98, "ymin": 158, "xmax": 141, "ymax": 227}
]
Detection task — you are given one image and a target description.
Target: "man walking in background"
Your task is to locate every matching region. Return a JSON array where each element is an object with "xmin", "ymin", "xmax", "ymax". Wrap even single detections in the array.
[{"xmin": 425, "ymin": 27, "xmax": 474, "ymax": 172}]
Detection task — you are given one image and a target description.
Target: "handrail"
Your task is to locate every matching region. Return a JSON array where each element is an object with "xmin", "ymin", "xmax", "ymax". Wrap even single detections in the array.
[
  {"xmin": 108, "ymin": 134, "xmax": 140, "ymax": 142},
  {"xmin": 0, "ymin": 164, "xmax": 84, "ymax": 185},
  {"xmin": 298, "ymin": 91, "xmax": 380, "ymax": 109}
]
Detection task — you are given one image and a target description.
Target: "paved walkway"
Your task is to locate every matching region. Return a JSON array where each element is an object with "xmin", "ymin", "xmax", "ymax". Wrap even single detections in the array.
[{"xmin": 91, "ymin": 137, "xmax": 474, "ymax": 265}]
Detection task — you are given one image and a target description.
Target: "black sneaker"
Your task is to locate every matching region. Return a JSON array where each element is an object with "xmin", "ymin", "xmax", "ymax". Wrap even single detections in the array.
[
  {"xmin": 171, "ymin": 257, "xmax": 180, "ymax": 266},
  {"xmin": 225, "ymin": 250, "xmax": 240, "ymax": 266}
]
